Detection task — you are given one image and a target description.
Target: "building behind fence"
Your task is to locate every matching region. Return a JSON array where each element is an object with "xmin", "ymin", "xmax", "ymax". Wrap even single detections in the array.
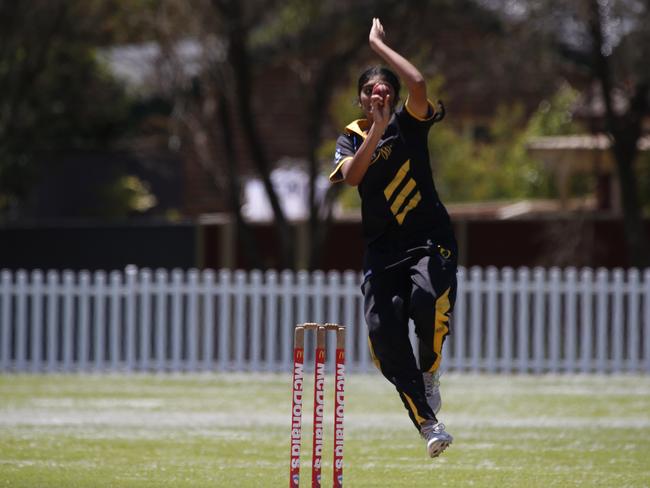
[{"xmin": 1, "ymin": 267, "xmax": 649, "ymax": 374}]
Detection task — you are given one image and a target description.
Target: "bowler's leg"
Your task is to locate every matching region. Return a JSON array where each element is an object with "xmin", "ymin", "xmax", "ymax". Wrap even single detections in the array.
[{"xmin": 362, "ymin": 271, "xmax": 436, "ymax": 432}]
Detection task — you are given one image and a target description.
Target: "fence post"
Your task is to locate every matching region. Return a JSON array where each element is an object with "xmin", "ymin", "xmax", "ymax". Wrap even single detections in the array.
[
  {"xmin": 326, "ymin": 271, "xmax": 342, "ymax": 374},
  {"xmin": 579, "ymin": 268, "xmax": 594, "ymax": 373},
  {"xmin": 500, "ymin": 267, "xmax": 514, "ymax": 374},
  {"xmin": 594, "ymin": 268, "xmax": 608, "ymax": 373},
  {"xmin": 641, "ymin": 268, "xmax": 650, "ymax": 373},
  {"xmin": 125, "ymin": 266, "xmax": 137, "ymax": 373},
  {"xmin": 140, "ymin": 269, "xmax": 152, "ymax": 372},
  {"xmin": 627, "ymin": 269, "xmax": 640, "ymax": 372},
  {"xmin": 452, "ymin": 267, "xmax": 465, "ymax": 372},
  {"xmin": 171, "ymin": 269, "xmax": 183, "ymax": 372},
  {"xmin": 233, "ymin": 270, "xmax": 247, "ymax": 371},
  {"xmin": 595, "ymin": 268, "xmax": 609, "ymax": 374},
  {"xmin": 31, "ymin": 270, "xmax": 44, "ymax": 372},
  {"xmin": 469, "ymin": 267, "xmax": 482, "ymax": 372},
  {"xmin": 354, "ymin": 272, "xmax": 369, "ymax": 373},
  {"xmin": 218, "ymin": 269, "xmax": 232, "ymax": 372},
  {"xmin": 485, "ymin": 267, "xmax": 498, "ymax": 373},
  {"xmin": 265, "ymin": 270, "xmax": 279, "ymax": 372},
  {"xmin": 249, "ymin": 270, "xmax": 262, "ymax": 372},
  {"xmin": 62, "ymin": 271, "xmax": 74, "ymax": 372},
  {"xmin": 155, "ymin": 269, "xmax": 168, "ymax": 372},
  {"xmin": 78, "ymin": 271, "xmax": 91, "ymax": 371},
  {"xmin": 532, "ymin": 268, "xmax": 545, "ymax": 374},
  {"xmin": 0, "ymin": 270, "xmax": 11, "ymax": 371},
  {"xmin": 109, "ymin": 271, "xmax": 122, "ymax": 372},
  {"xmin": 187, "ymin": 269, "xmax": 200, "ymax": 372},
  {"xmin": 202, "ymin": 269, "xmax": 215, "ymax": 371},
  {"xmin": 46, "ymin": 270, "xmax": 59, "ymax": 372},
  {"xmin": 564, "ymin": 268, "xmax": 578, "ymax": 373},
  {"xmin": 94, "ymin": 271, "xmax": 107, "ymax": 371},
  {"xmin": 16, "ymin": 270, "xmax": 28, "ymax": 372},
  {"xmin": 280, "ymin": 270, "xmax": 293, "ymax": 373},
  {"xmin": 611, "ymin": 269, "xmax": 624, "ymax": 373},
  {"xmin": 548, "ymin": 267, "xmax": 561, "ymax": 373},
  {"xmin": 342, "ymin": 271, "xmax": 357, "ymax": 372},
  {"xmin": 517, "ymin": 267, "xmax": 530, "ymax": 374}
]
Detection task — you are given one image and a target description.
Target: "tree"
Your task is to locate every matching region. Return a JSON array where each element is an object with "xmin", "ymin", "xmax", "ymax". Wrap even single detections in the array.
[
  {"xmin": 149, "ymin": 0, "xmax": 430, "ymax": 269},
  {"xmin": 144, "ymin": 0, "xmax": 550, "ymax": 269},
  {"xmin": 0, "ymin": 1, "xmax": 138, "ymax": 221},
  {"xmin": 513, "ymin": 0, "xmax": 650, "ymax": 266}
]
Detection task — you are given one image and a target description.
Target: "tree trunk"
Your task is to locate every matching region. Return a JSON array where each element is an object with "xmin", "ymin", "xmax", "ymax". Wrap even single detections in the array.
[
  {"xmin": 587, "ymin": 0, "xmax": 650, "ymax": 267},
  {"xmin": 214, "ymin": 0, "xmax": 294, "ymax": 269},
  {"xmin": 305, "ymin": 36, "xmax": 367, "ymax": 270},
  {"xmin": 217, "ymin": 92, "xmax": 264, "ymax": 269},
  {"xmin": 609, "ymin": 128, "xmax": 650, "ymax": 269}
]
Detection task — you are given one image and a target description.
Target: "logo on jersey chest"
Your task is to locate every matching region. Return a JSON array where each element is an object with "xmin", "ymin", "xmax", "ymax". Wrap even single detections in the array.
[{"xmin": 371, "ymin": 144, "xmax": 393, "ymax": 164}]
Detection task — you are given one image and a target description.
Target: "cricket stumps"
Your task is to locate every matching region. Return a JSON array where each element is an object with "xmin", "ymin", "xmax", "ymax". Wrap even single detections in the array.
[{"xmin": 289, "ymin": 323, "xmax": 345, "ymax": 488}]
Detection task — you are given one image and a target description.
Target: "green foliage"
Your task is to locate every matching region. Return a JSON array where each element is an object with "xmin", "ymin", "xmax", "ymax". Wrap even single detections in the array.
[
  {"xmin": 330, "ymin": 79, "xmax": 364, "ymax": 132},
  {"xmin": 327, "ymin": 78, "xmax": 584, "ymax": 208},
  {"xmin": 99, "ymin": 175, "xmax": 158, "ymax": 219},
  {"xmin": 431, "ymin": 103, "xmax": 553, "ymax": 203},
  {"xmin": 432, "ymin": 85, "xmax": 584, "ymax": 203},
  {"xmin": 525, "ymin": 84, "xmax": 581, "ymax": 137},
  {"xmin": 250, "ymin": 0, "xmax": 321, "ymax": 49},
  {"xmin": 0, "ymin": 2, "xmax": 138, "ymax": 219}
]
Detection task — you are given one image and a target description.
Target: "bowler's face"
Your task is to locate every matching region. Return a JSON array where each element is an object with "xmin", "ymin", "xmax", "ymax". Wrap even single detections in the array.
[{"xmin": 359, "ymin": 76, "xmax": 396, "ymax": 119}]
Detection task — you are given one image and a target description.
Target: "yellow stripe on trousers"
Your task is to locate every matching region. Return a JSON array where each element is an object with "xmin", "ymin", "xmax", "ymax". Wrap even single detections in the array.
[
  {"xmin": 428, "ymin": 286, "xmax": 451, "ymax": 373},
  {"xmin": 369, "ymin": 336, "xmax": 427, "ymax": 426},
  {"xmin": 402, "ymin": 392, "xmax": 426, "ymax": 426},
  {"xmin": 367, "ymin": 337, "xmax": 381, "ymax": 371}
]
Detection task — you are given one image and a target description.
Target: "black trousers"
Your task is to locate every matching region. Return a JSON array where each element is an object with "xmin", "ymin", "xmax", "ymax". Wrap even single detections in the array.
[{"xmin": 361, "ymin": 244, "xmax": 457, "ymax": 432}]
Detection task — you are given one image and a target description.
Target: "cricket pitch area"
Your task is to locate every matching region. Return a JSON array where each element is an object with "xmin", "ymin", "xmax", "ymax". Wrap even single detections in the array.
[{"xmin": 1, "ymin": 373, "xmax": 649, "ymax": 487}]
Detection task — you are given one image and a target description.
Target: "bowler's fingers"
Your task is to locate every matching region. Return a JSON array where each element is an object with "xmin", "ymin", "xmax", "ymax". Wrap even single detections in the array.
[
  {"xmin": 380, "ymin": 95, "xmax": 392, "ymax": 117},
  {"xmin": 373, "ymin": 17, "xmax": 385, "ymax": 35}
]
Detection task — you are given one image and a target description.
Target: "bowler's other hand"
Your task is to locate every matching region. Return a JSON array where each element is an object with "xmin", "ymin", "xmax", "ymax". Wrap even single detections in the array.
[{"xmin": 369, "ymin": 17, "xmax": 386, "ymax": 49}]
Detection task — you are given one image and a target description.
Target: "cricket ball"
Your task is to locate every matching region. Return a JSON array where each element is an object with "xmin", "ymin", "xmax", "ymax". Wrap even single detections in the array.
[{"xmin": 372, "ymin": 83, "xmax": 391, "ymax": 104}]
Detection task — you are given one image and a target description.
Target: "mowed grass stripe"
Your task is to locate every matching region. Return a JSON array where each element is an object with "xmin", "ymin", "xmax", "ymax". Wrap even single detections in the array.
[{"xmin": 1, "ymin": 374, "xmax": 649, "ymax": 487}]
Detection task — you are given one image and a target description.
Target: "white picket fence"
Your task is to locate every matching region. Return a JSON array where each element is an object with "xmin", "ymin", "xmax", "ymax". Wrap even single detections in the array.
[{"xmin": 0, "ymin": 266, "xmax": 649, "ymax": 374}]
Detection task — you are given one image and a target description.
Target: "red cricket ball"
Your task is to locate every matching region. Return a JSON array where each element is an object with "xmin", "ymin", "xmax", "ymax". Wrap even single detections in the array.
[{"xmin": 372, "ymin": 83, "xmax": 391, "ymax": 103}]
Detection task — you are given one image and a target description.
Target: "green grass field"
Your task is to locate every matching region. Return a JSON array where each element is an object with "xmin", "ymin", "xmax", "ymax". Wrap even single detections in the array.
[{"xmin": 1, "ymin": 373, "xmax": 649, "ymax": 487}]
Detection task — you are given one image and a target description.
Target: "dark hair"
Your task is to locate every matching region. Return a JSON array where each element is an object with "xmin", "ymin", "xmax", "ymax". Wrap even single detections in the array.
[{"xmin": 357, "ymin": 66, "xmax": 401, "ymax": 101}]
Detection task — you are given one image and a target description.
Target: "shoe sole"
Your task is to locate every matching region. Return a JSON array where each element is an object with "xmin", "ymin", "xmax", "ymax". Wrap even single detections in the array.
[{"xmin": 427, "ymin": 438, "xmax": 452, "ymax": 458}]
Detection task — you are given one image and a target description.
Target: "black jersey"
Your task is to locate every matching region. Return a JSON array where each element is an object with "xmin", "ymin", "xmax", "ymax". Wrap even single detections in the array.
[{"xmin": 330, "ymin": 100, "xmax": 454, "ymax": 265}]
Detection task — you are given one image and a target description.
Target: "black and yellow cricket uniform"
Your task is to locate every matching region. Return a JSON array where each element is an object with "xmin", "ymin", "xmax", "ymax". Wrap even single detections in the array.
[{"xmin": 330, "ymin": 99, "xmax": 457, "ymax": 432}]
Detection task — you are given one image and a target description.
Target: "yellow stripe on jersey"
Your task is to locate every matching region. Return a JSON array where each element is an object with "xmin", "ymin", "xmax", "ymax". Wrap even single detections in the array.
[
  {"xmin": 390, "ymin": 178, "xmax": 417, "ymax": 215},
  {"xmin": 383, "ymin": 160, "xmax": 410, "ymax": 200},
  {"xmin": 384, "ymin": 159, "xmax": 424, "ymax": 225},
  {"xmin": 395, "ymin": 191, "xmax": 422, "ymax": 225}
]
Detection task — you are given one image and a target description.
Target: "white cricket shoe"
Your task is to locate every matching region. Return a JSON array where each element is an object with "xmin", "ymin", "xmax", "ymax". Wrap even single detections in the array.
[
  {"xmin": 421, "ymin": 420, "xmax": 453, "ymax": 458},
  {"xmin": 422, "ymin": 370, "xmax": 441, "ymax": 415}
]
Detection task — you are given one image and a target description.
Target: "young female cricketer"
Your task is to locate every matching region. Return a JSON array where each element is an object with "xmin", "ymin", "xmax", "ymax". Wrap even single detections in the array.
[{"xmin": 330, "ymin": 18, "xmax": 457, "ymax": 458}]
